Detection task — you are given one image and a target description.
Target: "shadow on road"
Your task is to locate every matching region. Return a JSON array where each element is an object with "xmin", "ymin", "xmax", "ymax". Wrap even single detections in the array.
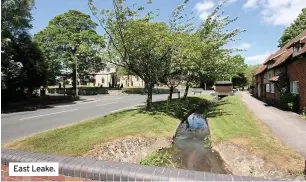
[{"xmin": 1, "ymin": 96, "xmax": 87, "ymax": 114}]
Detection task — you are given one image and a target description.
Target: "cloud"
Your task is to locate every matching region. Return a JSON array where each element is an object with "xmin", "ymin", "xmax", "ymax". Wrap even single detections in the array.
[
  {"xmin": 243, "ymin": 0, "xmax": 258, "ymax": 9},
  {"xmin": 236, "ymin": 42, "xmax": 252, "ymax": 50},
  {"xmin": 245, "ymin": 51, "xmax": 271, "ymax": 64},
  {"xmin": 194, "ymin": 0, "xmax": 215, "ymax": 20},
  {"xmin": 228, "ymin": 0, "xmax": 240, "ymax": 3},
  {"xmin": 243, "ymin": 0, "xmax": 306, "ymax": 26}
]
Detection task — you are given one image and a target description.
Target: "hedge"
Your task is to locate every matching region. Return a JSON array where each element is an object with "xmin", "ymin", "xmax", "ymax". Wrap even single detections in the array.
[
  {"xmin": 122, "ymin": 87, "xmax": 179, "ymax": 94},
  {"xmin": 47, "ymin": 87, "xmax": 109, "ymax": 96}
]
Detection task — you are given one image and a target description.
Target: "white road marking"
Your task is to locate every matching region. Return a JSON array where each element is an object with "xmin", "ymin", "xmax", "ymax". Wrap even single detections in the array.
[
  {"xmin": 55, "ymin": 99, "xmax": 101, "ymax": 108},
  {"xmin": 19, "ymin": 109, "xmax": 79, "ymax": 121},
  {"xmin": 96, "ymin": 101, "xmax": 119, "ymax": 107}
]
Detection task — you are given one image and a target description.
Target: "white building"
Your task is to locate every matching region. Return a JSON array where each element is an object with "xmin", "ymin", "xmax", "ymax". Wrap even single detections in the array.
[{"xmin": 95, "ymin": 67, "xmax": 117, "ymax": 87}]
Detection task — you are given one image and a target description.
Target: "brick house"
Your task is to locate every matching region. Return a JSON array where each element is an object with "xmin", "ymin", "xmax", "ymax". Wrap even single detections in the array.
[{"xmin": 254, "ymin": 30, "xmax": 306, "ymax": 113}]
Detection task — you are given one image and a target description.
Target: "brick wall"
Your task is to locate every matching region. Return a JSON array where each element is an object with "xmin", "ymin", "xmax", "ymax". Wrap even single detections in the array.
[
  {"xmin": 1, "ymin": 165, "xmax": 89, "ymax": 181},
  {"xmin": 2, "ymin": 148, "xmax": 260, "ymax": 182},
  {"xmin": 287, "ymin": 57, "xmax": 306, "ymax": 112}
]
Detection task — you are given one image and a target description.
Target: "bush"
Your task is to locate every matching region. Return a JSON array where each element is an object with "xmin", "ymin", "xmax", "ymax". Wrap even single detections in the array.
[
  {"xmin": 279, "ymin": 93, "xmax": 298, "ymax": 111},
  {"xmin": 140, "ymin": 150, "xmax": 176, "ymax": 167},
  {"xmin": 122, "ymin": 87, "xmax": 179, "ymax": 95},
  {"xmin": 47, "ymin": 87, "xmax": 109, "ymax": 95}
]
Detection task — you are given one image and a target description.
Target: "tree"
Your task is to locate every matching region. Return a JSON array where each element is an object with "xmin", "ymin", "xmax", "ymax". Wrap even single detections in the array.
[
  {"xmin": 34, "ymin": 10, "xmax": 105, "ymax": 89},
  {"xmin": 89, "ymin": 0, "xmax": 175, "ymax": 110},
  {"xmin": 160, "ymin": 3, "xmax": 195, "ymax": 102},
  {"xmin": 278, "ymin": 8, "xmax": 306, "ymax": 47},
  {"xmin": 1, "ymin": 0, "xmax": 47, "ymax": 105},
  {"xmin": 232, "ymin": 72, "xmax": 248, "ymax": 89},
  {"xmin": 181, "ymin": 1, "xmax": 245, "ymax": 98},
  {"xmin": 245, "ymin": 64, "xmax": 258, "ymax": 86}
]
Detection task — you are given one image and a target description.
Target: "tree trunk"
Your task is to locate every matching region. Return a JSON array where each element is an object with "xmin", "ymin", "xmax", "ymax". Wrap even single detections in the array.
[
  {"xmin": 146, "ymin": 82, "xmax": 153, "ymax": 111},
  {"xmin": 183, "ymin": 82, "xmax": 190, "ymax": 99},
  {"xmin": 169, "ymin": 86, "xmax": 174, "ymax": 102},
  {"xmin": 72, "ymin": 68, "xmax": 76, "ymax": 89}
]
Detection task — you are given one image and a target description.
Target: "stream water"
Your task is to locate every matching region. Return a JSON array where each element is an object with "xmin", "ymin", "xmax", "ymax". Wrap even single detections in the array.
[{"xmin": 164, "ymin": 113, "xmax": 227, "ymax": 173}]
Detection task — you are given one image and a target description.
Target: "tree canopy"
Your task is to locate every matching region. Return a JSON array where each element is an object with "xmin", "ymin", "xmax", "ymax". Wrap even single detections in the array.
[
  {"xmin": 89, "ymin": 0, "xmax": 246, "ymax": 108},
  {"xmin": 1, "ymin": 0, "xmax": 47, "ymax": 104},
  {"xmin": 34, "ymin": 10, "xmax": 106, "ymax": 87},
  {"xmin": 278, "ymin": 8, "xmax": 306, "ymax": 47}
]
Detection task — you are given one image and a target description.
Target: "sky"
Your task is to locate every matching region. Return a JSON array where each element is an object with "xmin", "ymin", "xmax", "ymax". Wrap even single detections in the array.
[{"xmin": 30, "ymin": 0, "xmax": 306, "ymax": 65}]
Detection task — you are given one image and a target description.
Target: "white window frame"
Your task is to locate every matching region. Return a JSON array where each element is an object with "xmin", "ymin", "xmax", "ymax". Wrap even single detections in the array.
[
  {"xmin": 266, "ymin": 84, "xmax": 270, "ymax": 93},
  {"xmin": 290, "ymin": 81, "xmax": 299, "ymax": 94},
  {"xmin": 271, "ymin": 83, "xmax": 275, "ymax": 93}
]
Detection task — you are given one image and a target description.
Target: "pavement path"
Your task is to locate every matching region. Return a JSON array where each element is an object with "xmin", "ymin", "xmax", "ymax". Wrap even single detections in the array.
[
  {"xmin": 241, "ymin": 92, "xmax": 306, "ymax": 158},
  {"xmin": 1, "ymin": 93, "xmax": 176, "ymax": 143}
]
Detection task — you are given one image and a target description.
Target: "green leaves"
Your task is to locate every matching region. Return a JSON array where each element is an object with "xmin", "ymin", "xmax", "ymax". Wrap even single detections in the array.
[{"xmin": 34, "ymin": 10, "xmax": 106, "ymax": 85}]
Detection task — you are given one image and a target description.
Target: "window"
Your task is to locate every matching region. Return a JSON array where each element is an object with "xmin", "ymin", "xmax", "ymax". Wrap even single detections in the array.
[
  {"xmin": 293, "ymin": 45, "xmax": 300, "ymax": 56},
  {"xmin": 267, "ymin": 62, "xmax": 274, "ymax": 69},
  {"xmin": 266, "ymin": 84, "xmax": 270, "ymax": 92},
  {"xmin": 136, "ymin": 76, "xmax": 139, "ymax": 81},
  {"xmin": 107, "ymin": 68, "xmax": 110, "ymax": 72},
  {"xmin": 271, "ymin": 83, "xmax": 275, "ymax": 93},
  {"xmin": 290, "ymin": 81, "xmax": 299, "ymax": 94},
  {"xmin": 101, "ymin": 78, "xmax": 105, "ymax": 84}
]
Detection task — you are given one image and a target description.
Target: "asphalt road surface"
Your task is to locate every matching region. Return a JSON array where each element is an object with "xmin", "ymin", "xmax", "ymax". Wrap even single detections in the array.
[{"xmin": 1, "ymin": 93, "xmax": 178, "ymax": 142}]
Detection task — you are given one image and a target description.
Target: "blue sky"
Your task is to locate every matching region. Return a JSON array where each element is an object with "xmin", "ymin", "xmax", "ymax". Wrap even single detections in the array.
[{"xmin": 30, "ymin": 0, "xmax": 306, "ymax": 65}]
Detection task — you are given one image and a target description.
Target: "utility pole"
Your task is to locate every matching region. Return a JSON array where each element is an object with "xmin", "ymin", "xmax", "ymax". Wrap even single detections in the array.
[{"xmin": 75, "ymin": 54, "xmax": 79, "ymax": 97}]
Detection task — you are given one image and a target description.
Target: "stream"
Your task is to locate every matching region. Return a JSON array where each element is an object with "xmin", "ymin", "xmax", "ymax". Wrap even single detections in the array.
[{"xmin": 161, "ymin": 113, "xmax": 227, "ymax": 173}]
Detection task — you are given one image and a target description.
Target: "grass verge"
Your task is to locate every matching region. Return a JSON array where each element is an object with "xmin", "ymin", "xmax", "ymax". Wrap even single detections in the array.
[
  {"xmin": 206, "ymin": 95, "xmax": 304, "ymax": 174},
  {"xmin": 4, "ymin": 96, "xmax": 212, "ymax": 157}
]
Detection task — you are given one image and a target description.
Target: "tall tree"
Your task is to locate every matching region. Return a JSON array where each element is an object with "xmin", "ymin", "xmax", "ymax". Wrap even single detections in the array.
[
  {"xmin": 181, "ymin": 1, "xmax": 245, "ymax": 98},
  {"xmin": 160, "ymin": 2, "xmax": 195, "ymax": 102},
  {"xmin": 1, "ymin": 0, "xmax": 47, "ymax": 104},
  {"xmin": 34, "ymin": 10, "xmax": 105, "ymax": 89},
  {"xmin": 89, "ymin": 0, "xmax": 174, "ymax": 110},
  {"xmin": 278, "ymin": 8, "xmax": 306, "ymax": 47}
]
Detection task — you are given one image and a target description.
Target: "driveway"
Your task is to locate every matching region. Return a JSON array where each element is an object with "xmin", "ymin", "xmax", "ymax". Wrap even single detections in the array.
[{"xmin": 241, "ymin": 92, "xmax": 306, "ymax": 158}]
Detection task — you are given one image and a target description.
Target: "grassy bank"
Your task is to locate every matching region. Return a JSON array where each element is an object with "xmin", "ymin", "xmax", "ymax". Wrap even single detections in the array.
[
  {"xmin": 4, "ymin": 96, "xmax": 211, "ymax": 156},
  {"xmin": 206, "ymin": 95, "xmax": 304, "ymax": 174}
]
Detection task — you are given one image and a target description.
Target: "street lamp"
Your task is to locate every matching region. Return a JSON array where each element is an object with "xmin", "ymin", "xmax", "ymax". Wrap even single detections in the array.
[{"xmin": 75, "ymin": 53, "xmax": 79, "ymax": 97}]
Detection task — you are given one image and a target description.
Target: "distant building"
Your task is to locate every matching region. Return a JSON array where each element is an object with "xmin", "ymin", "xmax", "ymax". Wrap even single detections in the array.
[
  {"xmin": 95, "ymin": 67, "xmax": 117, "ymax": 87},
  {"xmin": 119, "ymin": 75, "xmax": 145, "ymax": 87},
  {"xmin": 94, "ymin": 66, "xmax": 145, "ymax": 88}
]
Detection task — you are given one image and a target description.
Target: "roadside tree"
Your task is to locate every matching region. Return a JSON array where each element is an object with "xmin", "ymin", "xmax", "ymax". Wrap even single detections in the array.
[{"xmin": 34, "ymin": 10, "xmax": 105, "ymax": 89}]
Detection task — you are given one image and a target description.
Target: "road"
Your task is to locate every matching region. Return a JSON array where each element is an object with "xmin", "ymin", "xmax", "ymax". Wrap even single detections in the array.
[{"xmin": 1, "ymin": 93, "xmax": 176, "ymax": 143}]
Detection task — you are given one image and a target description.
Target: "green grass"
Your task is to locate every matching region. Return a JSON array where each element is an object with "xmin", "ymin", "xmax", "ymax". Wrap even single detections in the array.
[
  {"xmin": 206, "ymin": 95, "xmax": 304, "ymax": 172},
  {"xmin": 4, "ymin": 110, "xmax": 179, "ymax": 156},
  {"xmin": 207, "ymin": 96, "xmax": 260, "ymax": 142},
  {"xmin": 4, "ymin": 96, "xmax": 212, "ymax": 157}
]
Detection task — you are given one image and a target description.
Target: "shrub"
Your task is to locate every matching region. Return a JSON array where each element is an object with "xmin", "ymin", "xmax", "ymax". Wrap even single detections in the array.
[
  {"xmin": 140, "ymin": 151, "xmax": 174, "ymax": 167},
  {"xmin": 122, "ymin": 87, "xmax": 178, "ymax": 94},
  {"xmin": 47, "ymin": 87, "xmax": 109, "ymax": 95},
  {"xmin": 279, "ymin": 93, "xmax": 298, "ymax": 111}
]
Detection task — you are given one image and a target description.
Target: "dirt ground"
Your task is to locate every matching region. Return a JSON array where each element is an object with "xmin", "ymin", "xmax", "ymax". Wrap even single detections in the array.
[
  {"xmin": 214, "ymin": 141, "xmax": 305, "ymax": 180},
  {"xmin": 83, "ymin": 136, "xmax": 172, "ymax": 163}
]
